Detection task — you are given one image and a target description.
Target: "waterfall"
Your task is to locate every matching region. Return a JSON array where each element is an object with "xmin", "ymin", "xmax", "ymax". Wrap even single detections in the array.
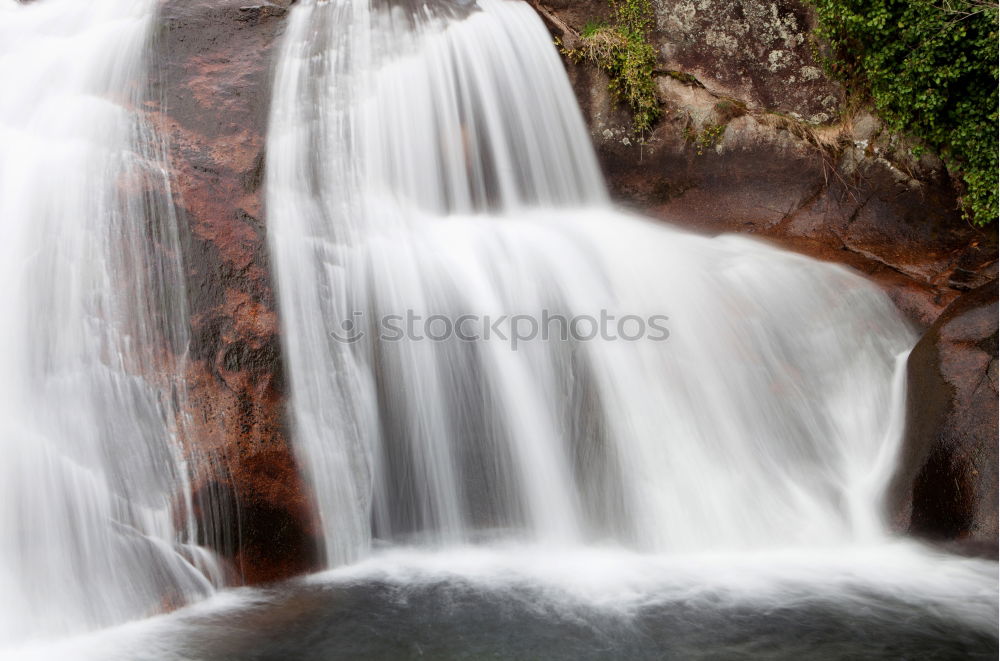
[
  {"xmin": 267, "ymin": 0, "xmax": 916, "ymax": 568},
  {"xmin": 0, "ymin": 0, "xmax": 221, "ymax": 645}
]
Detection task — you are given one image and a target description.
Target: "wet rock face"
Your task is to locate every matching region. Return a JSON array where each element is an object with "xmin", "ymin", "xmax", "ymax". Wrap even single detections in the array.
[
  {"xmin": 891, "ymin": 282, "xmax": 999, "ymax": 547},
  {"xmin": 148, "ymin": 0, "xmax": 321, "ymax": 584}
]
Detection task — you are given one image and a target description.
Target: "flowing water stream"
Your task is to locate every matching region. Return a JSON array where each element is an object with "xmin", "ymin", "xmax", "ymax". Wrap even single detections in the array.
[
  {"xmin": 267, "ymin": 0, "xmax": 917, "ymax": 561},
  {"xmin": 0, "ymin": 0, "xmax": 221, "ymax": 648},
  {"xmin": 1, "ymin": 0, "xmax": 996, "ymax": 658},
  {"xmin": 258, "ymin": 0, "xmax": 998, "ymax": 656}
]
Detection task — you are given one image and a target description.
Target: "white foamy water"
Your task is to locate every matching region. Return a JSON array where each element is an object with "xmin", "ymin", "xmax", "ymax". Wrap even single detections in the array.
[
  {"xmin": 0, "ymin": 0, "xmax": 221, "ymax": 647},
  {"xmin": 6, "ymin": 544, "xmax": 997, "ymax": 660},
  {"xmin": 267, "ymin": 0, "xmax": 917, "ymax": 565},
  {"xmin": 2, "ymin": 0, "xmax": 994, "ymax": 657}
]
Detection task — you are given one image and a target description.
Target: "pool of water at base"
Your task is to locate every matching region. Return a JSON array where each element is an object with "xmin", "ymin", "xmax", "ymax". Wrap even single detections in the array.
[{"xmin": 8, "ymin": 543, "xmax": 998, "ymax": 661}]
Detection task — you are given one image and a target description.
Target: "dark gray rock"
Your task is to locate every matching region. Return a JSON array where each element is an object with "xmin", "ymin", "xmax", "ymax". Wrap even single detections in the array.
[{"xmin": 890, "ymin": 281, "xmax": 998, "ymax": 546}]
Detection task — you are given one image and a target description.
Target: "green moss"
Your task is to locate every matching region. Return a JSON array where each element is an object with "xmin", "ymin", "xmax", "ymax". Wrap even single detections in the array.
[
  {"xmin": 580, "ymin": 20, "xmax": 606, "ymax": 38},
  {"xmin": 666, "ymin": 70, "xmax": 702, "ymax": 86},
  {"xmin": 567, "ymin": 0, "xmax": 663, "ymax": 134},
  {"xmin": 685, "ymin": 123, "xmax": 726, "ymax": 155},
  {"xmin": 810, "ymin": 0, "xmax": 998, "ymax": 226}
]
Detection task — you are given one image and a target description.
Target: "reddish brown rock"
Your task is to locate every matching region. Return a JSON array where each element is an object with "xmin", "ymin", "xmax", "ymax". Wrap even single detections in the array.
[
  {"xmin": 890, "ymin": 282, "xmax": 999, "ymax": 547},
  {"xmin": 148, "ymin": 0, "xmax": 321, "ymax": 584}
]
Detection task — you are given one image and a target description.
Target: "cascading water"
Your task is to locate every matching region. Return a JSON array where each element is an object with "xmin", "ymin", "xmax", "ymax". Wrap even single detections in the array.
[
  {"xmin": 267, "ymin": 0, "xmax": 918, "ymax": 566},
  {"xmin": 0, "ymin": 0, "xmax": 221, "ymax": 647},
  {"xmin": 0, "ymin": 0, "xmax": 993, "ymax": 658}
]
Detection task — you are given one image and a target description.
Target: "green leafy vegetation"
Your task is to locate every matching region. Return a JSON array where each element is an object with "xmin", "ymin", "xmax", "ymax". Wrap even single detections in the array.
[
  {"xmin": 684, "ymin": 123, "xmax": 726, "ymax": 155},
  {"xmin": 566, "ymin": 0, "xmax": 662, "ymax": 134},
  {"xmin": 811, "ymin": 0, "xmax": 998, "ymax": 226}
]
